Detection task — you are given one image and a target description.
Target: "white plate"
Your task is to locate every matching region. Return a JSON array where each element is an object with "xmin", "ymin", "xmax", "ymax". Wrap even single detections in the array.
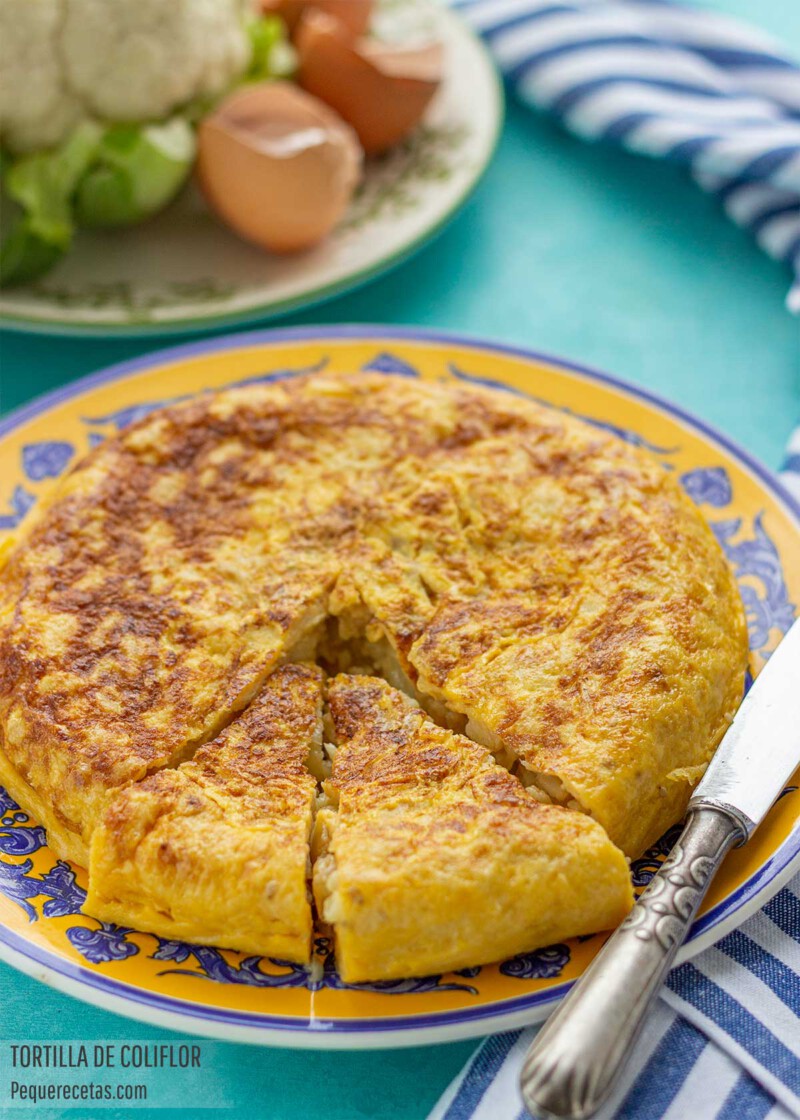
[{"xmin": 0, "ymin": 2, "xmax": 502, "ymax": 337}]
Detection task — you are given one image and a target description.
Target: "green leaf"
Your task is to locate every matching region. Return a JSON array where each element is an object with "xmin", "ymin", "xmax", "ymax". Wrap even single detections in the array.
[
  {"xmin": 0, "ymin": 218, "xmax": 65, "ymax": 286},
  {"xmin": 4, "ymin": 121, "xmax": 102, "ymax": 247},
  {"xmin": 75, "ymin": 117, "xmax": 196, "ymax": 228},
  {"xmin": 0, "ymin": 121, "xmax": 102, "ymax": 287},
  {"xmin": 246, "ymin": 14, "xmax": 296, "ymax": 82}
]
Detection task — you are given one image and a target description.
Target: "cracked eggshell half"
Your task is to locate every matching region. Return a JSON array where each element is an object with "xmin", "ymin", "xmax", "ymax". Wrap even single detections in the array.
[
  {"xmin": 196, "ymin": 80, "xmax": 363, "ymax": 254},
  {"xmin": 296, "ymin": 10, "xmax": 444, "ymax": 156}
]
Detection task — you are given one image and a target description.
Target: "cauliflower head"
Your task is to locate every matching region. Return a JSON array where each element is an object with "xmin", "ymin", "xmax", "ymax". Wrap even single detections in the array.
[{"xmin": 0, "ymin": 0, "xmax": 257, "ymax": 154}]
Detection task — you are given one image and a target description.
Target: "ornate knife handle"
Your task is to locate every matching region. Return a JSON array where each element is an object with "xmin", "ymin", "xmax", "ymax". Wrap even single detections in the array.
[{"xmin": 519, "ymin": 806, "xmax": 745, "ymax": 1120}]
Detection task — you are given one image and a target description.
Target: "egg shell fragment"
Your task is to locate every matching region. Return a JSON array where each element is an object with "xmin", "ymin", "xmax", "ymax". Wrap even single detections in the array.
[
  {"xmin": 196, "ymin": 80, "xmax": 363, "ymax": 253},
  {"xmin": 297, "ymin": 10, "xmax": 444, "ymax": 156}
]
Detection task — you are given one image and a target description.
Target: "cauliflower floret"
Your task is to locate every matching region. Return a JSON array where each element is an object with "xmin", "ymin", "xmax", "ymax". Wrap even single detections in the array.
[
  {"xmin": 61, "ymin": 0, "xmax": 255, "ymax": 123},
  {"xmin": 0, "ymin": 1, "xmax": 82, "ymax": 154},
  {"xmin": 0, "ymin": 0, "xmax": 256, "ymax": 155}
]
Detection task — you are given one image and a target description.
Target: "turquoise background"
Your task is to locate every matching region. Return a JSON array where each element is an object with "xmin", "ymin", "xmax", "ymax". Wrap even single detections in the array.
[{"xmin": 0, "ymin": 1, "xmax": 798, "ymax": 1117}]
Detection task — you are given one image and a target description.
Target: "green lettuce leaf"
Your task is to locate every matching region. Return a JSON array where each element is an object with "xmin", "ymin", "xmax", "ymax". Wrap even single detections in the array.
[
  {"xmin": 0, "ymin": 121, "xmax": 101, "ymax": 287},
  {"xmin": 246, "ymin": 14, "xmax": 296, "ymax": 82},
  {"xmin": 74, "ymin": 117, "xmax": 195, "ymax": 229}
]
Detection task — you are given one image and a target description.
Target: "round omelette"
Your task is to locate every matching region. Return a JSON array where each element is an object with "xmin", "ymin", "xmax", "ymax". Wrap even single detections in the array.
[{"xmin": 0, "ymin": 370, "xmax": 748, "ymax": 978}]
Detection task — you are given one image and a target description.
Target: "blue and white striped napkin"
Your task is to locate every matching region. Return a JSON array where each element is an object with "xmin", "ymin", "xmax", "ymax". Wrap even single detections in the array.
[
  {"xmin": 454, "ymin": 0, "xmax": 800, "ymax": 312},
  {"xmin": 425, "ymin": 440, "xmax": 800, "ymax": 1120}
]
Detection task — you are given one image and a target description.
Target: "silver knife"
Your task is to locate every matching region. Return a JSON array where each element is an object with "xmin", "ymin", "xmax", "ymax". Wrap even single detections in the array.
[{"xmin": 520, "ymin": 617, "xmax": 800, "ymax": 1120}]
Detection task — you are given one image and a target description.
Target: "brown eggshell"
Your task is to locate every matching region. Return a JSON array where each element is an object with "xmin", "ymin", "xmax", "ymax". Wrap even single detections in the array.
[
  {"xmin": 296, "ymin": 10, "xmax": 444, "ymax": 156},
  {"xmin": 261, "ymin": 0, "xmax": 373, "ymax": 37},
  {"xmin": 196, "ymin": 81, "xmax": 362, "ymax": 254}
]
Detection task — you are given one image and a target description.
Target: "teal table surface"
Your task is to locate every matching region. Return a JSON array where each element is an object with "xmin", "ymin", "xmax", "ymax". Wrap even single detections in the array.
[{"xmin": 0, "ymin": 2, "xmax": 798, "ymax": 1118}]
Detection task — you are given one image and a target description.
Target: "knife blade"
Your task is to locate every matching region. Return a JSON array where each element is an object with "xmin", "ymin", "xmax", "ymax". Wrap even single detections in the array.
[
  {"xmin": 519, "ymin": 618, "xmax": 800, "ymax": 1120},
  {"xmin": 689, "ymin": 616, "xmax": 800, "ymax": 835}
]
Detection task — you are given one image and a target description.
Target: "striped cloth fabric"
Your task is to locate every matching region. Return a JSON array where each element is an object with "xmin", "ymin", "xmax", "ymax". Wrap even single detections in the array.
[
  {"xmin": 426, "ymin": 444, "xmax": 800, "ymax": 1119},
  {"xmin": 454, "ymin": 0, "xmax": 800, "ymax": 312}
]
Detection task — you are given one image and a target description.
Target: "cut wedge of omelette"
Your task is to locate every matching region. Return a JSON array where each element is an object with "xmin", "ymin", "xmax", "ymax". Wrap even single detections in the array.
[
  {"xmin": 315, "ymin": 675, "xmax": 634, "ymax": 982},
  {"xmin": 85, "ymin": 663, "xmax": 323, "ymax": 961},
  {"xmin": 0, "ymin": 369, "xmax": 749, "ymax": 976}
]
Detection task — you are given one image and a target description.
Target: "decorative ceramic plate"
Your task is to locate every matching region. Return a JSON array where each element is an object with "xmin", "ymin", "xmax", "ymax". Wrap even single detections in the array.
[
  {"xmin": 0, "ymin": 3, "xmax": 501, "ymax": 338},
  {"xmin": 0, "ymin": 327, "xmax": 798, "ymax": 1048}
]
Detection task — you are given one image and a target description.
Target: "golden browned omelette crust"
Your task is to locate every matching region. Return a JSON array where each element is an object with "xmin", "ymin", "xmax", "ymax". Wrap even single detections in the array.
[
  {"xmin": 85, "ymin": 663, "xmax": 323, "ymax": 961},
  {"xmin": 0, "ymin": 369, "xmax": 747, "ymax": 878},
  {"xmin": 315, "ymin": 675, "xmax": 633, "ymax": 982}
]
